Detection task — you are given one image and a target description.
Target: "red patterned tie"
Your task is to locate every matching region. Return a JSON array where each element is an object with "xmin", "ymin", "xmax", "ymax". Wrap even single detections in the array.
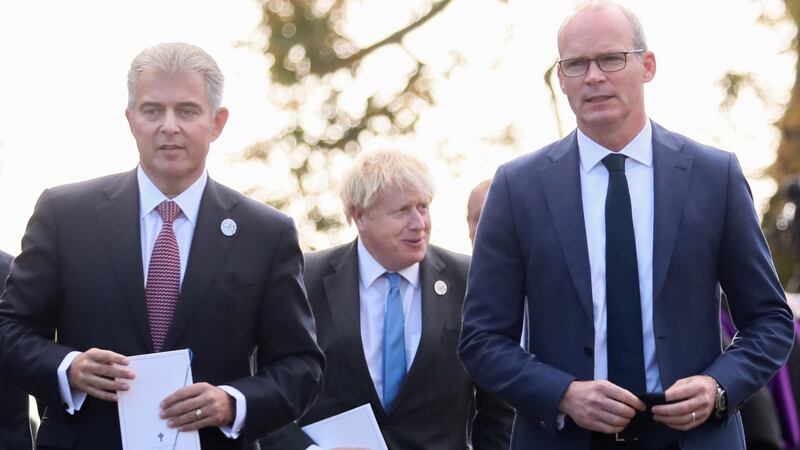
[{"xmin": 146, "ymin": 200, "xmax": 182, "ymax": 352}]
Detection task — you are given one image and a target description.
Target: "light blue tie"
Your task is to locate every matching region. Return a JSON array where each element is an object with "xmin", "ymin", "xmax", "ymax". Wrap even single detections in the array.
[{"xmin": 383, "ymin": 272, "xmax": 406, "ymax": 409}]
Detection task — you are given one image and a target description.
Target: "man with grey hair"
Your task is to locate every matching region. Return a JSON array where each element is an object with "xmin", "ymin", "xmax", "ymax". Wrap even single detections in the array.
[
  {"xmin": 259, "ymin": 149, "xmax": 512, "ymax": 450},
  {"xmin": 459, "ymin": 2, "xmax": 794, "ymax": 450},
  {"xmin": 0, "ymin": 42, "xmax": 324, "ymax": 450}
]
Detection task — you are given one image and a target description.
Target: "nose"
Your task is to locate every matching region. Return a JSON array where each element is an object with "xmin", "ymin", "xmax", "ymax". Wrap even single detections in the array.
[
  {"xmin": 160, "ymin": 110, "xmax": 180, "ymax": 134},
  {"xmin": 584, "ymin": 60, "xmax": 606, "ymax": 84},
  {"xmin": 407, "ymin": 208, "xmax": 426, "ymax": 231}
]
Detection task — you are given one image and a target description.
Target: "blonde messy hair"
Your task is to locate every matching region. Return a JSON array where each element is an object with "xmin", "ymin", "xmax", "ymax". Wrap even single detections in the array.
[{"xmin": 339, "ymin": 149, "xmax": 435, "ymax": 224}]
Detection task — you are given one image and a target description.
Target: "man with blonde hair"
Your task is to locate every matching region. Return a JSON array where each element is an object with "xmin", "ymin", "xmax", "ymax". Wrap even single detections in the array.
[
  {"xmin": 459, "ymin": 2, "xmax": 794, "ymax": 449},
  {"xmin": 0, "ymin": 42, "xmax": 323, "ymax": 449},
  {"xmin": 259, "ymin": 149, "xmax": 512, "ymax": 449}
]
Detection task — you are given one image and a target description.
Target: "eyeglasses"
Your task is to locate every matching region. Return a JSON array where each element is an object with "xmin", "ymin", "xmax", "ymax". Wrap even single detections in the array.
[{"xmin": 558, "ymin": 49, "xmax": 645, "ymax": 77}]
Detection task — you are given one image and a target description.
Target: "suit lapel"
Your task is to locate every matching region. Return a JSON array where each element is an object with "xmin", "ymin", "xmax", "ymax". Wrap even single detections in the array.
[
  {"xmin": 95, "ymin": 170, "xmax": 151, "ymax": 352},
  {"xmin": 651, "ymin": 123, "xmax": 693, "ymax": 308},
  {"xmin": 323, "ymin": 242, "xmax": 384, "ymax": 414},
  {"xmin": 539, "ymin": 133, "xmax": 594, "ymax": 322},
  {"xmin": 162, "ymin": 179, "xmax": 238, "ymax": 350},
  {"xmin": 393, "ymin": 250, "xmax": 448, "ymax": 409}
]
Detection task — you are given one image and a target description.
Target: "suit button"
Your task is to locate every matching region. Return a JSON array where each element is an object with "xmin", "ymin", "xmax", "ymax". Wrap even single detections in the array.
[
  {"xmin": 539, "ymin": 420, "xmax": 547, "ymax": 429},
  {"xmin": 583, "ymin": 346, "xmax": 593, "ymax": 357}
]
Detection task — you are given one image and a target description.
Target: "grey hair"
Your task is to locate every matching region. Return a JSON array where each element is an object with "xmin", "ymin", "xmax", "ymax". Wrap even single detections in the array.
[
  {"xmin": 558, "ymin": 1, "xmax": 648, "ymax": 53},
  {"xmin": 339, "ymin": 149, "xmax": 435, "ymax": 224},
  {"xmin": 127, "ymin": 42, "xmax": 224, "ymax": 112}
]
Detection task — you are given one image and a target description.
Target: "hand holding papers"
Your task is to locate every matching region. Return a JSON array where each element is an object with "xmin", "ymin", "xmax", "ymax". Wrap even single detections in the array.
[
  {"xmin": 301, "ymin": 404, "xmax": 387, "ymax": 450},
  {"xmin": 117, "ymin": 349, "xmax": 200, "ymax": 450}
]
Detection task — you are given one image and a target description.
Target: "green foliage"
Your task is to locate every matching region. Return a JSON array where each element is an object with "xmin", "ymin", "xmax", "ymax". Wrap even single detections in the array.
[
  {"xmin": 245, "ymin": 0, "xmax": 453, "ymax": 248},
  {"xmin": 760, "ymin": 0, "xmax": 800, "ymax": 288}
]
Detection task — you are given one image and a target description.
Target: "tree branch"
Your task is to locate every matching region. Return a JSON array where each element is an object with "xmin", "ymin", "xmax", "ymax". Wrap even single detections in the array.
[{"xmin": 331, "ymin": 0, "xmax": 453, "ymax": 70}]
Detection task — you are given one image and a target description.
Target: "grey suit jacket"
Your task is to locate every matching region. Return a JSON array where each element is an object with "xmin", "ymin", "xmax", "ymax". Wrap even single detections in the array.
[
  {"xmin": 259, "ymin": 241, "xmax": 513, "ymax": 450},
  {"xmin": 458, "ymin": 122, "xmax": 795, "ymax": 450}
]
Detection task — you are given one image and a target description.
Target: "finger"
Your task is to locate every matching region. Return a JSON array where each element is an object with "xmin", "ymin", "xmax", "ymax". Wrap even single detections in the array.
[
  {"xmin": 84, "ymin": 348, "xmax": 130, "ymax": 366},
  {"xmin": 654, "ymin": 411, "xmax": 700, "ymax": 431},
  {"xmin": 161, "ymin": 396, "xmax": 203, "ymax": 421},
  {"xmin": 664, "ymin": 377, "xmax": 704, "ymax": 403},
  {"xmin": 168, "ymin": 407, "xmax": 206, "ymax": 428},
  {"xmin": 74, "ymin": 357, "xmax": 135, "ymax": 381},
  {"xmin": 161, "ymin": 383, "xmax": 206, "ymax": 409},
  {"xmin": 652, "ymin": 398, "xmax": 695, "ymax": 417},
  {"xmin": 178, "ymin": 415, "xmax": 217, "ymax": 432},
  {"xmin": 596, "ymin": 409, "xmax": 633, "ymax": 431},
  {"xmin": 604, "ymin": 384, "xmax": 646, "ymax": 412},
  {"xmin": 84, "ymin": 373, "xmax": 131, "ymax": 392},
  {"xmin": 597, "ymin": 398, "xmax": 638, "ymax": 421},
  {"xmin": 82, "ymin": 385, "xmax": 119, "ymax": 402}
]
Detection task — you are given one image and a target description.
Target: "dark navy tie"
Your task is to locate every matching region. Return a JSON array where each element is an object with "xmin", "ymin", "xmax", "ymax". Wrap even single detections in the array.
[
  {"xmin": 603, "ymin": 154, "xmax": 646, "ymax": 394},
  {"xmin": 383, "ymin": 272, "xmax": 406, "ymax": 409}
]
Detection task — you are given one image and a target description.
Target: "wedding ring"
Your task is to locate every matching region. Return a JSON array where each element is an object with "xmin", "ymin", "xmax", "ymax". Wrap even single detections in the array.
[
  {"xmin": 194, "ymin": 408, "xmax": 202, "ymax": 417},
  {"xmin": 691, "ymin": 411, "xmax": 696, "ymax": 422}
]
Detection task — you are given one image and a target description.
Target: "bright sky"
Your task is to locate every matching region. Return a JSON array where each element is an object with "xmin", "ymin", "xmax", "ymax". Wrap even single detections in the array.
[{"xmin": 0, "ymin": 0, "xmax": 794, "ymax": 255}]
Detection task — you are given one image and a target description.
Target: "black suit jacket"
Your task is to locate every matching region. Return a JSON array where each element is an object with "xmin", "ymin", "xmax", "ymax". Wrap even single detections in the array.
[
  {"xmin": 0, "ymin": 250, "xmax": 32, "ymax": 450},
  {"xmin": 0, "ymin": 170, "xmax": 324, "ymax": 450},
  {"xmin": 259, "ymin": 241, "xmax": 512, "ymax": 450}
]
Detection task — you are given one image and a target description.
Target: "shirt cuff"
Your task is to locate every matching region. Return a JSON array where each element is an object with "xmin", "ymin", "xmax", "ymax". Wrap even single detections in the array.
[
  {"xmin": 217, "ymin": 385, "xmax": 246, "ymax": 438},
  {"xmin": 57, "ymin": 351, "xmax": 87, "ymax": 414},
  {"xmin": 306, "ymin": 446, "xmax": 323, "ymax": 450}
]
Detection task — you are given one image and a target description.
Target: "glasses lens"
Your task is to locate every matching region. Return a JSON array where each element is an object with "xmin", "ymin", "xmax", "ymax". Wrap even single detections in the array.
[
  {"xmin": 561, "ymin": 58, "xmax": 588, "ymax": 77},
  {"xmin": 597, "ymin": 53, "xmax": 627, "ymax": 72}
]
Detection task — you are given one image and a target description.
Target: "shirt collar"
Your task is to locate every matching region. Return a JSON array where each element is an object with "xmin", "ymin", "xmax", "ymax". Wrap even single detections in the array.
[
  {"xmin": 357, "ymin": 239, "xmax": 420, "ymax": 289},
  {"xmin": 577, "ymin": 119, "xmax": 653, "ymax": 173},
  {"xmin": 137, "ymin": 165, "xmax": 207, "ymax": 225}
]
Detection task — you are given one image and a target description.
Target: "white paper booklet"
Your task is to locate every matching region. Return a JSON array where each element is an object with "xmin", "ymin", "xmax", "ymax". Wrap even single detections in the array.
[
  {"xmin": 301, "ymin": 403, "xmax": 388, "ymax": 450},
  {"xmin": 117, "ymin": 349, "xmax": 200, "ymax": 450}
]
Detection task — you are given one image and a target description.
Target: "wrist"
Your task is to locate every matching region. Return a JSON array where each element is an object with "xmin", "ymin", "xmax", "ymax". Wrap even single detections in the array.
[{"xmin": 712, "ymin": 379, "xmax": 727, "ymax": 419}]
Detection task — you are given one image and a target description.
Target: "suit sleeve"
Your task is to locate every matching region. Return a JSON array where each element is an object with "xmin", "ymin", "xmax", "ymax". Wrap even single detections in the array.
[
  {"xmin": 471, "ymin": 386, "xmax": 514, "ymax": 449},
  {"xmin": 256, "ymin": 422, "xmax": 316, "ymax": 450},
  {"xmin": 704, "ymin": 153, "xmax": 795, "ymax": 416},
  {"xmin": 225, "ymin": 217, "xmax": 325, "ymax": 440},
  {"xmin": 458, "ymin": 166, "xmax": 576, "ymax": 433},
  {"xmin": 0, "ymin": 189, "xmax": 74, "ymax": 404}
]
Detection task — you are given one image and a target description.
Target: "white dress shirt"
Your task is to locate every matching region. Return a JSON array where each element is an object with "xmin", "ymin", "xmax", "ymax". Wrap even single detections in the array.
[
  {"xmin": 357, "ymin": 239, "xmax": 423, "ymax": 405},
  {"xmin": 58, "ymin": 166, "xmax": 245, "ymax": 438},
  {"xmin": 578, "ymin": 119, "xmax": 663, "ymax": 393}
]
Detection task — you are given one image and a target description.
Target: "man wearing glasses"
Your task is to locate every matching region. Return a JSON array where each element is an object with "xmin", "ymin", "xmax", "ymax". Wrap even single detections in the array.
[{"xmin": 458, "ymin": 2, "xmax": 795, "ymax": 450}]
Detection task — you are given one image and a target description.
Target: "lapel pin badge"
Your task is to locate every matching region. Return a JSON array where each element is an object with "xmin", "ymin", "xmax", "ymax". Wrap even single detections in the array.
[
  {"xmin": 434, "ymin": 280, "xmax": 447, "ymax": 296},
  {"xmin": 220, "ymin": 218, "xmax": 237, "ymax": 237}
]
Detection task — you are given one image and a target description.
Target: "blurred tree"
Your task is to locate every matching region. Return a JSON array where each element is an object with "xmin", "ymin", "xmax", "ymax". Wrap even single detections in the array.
[
  {"xmin": 243, "ymin": 0, "xmax": 471, "ymax": 249},
  {"xmin": 754, "ymin": 0, "xmax": 800, "ymax": 288}
]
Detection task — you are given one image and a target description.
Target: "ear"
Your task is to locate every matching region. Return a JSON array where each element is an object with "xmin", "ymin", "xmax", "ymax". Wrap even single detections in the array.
[
  {"xmin": 352, "ymin": 207, "xmax": 370, "ymax": 231},
  {"xmin": 210, "ymin": 107, "xmax": 229, "ymax": 141},
  {"xmin": 125, "ymin": 109, "xmax": 134, "ymax": 133},
  {"xmin": 557, "ymin": 63, "xmax": 568, "ymax": 93},
  {"xmin": 642, "ymin": 51, "xmax": 656, "ymax": 83}
]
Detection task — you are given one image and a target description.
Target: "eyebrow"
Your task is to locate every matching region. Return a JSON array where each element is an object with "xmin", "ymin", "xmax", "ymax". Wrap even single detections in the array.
[{"xmin": 138, "ymin": 101, "xmax": 204, "ymax": 110}]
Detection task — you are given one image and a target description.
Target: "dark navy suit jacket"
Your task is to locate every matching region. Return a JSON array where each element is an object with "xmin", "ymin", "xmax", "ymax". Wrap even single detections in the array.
[
  {"xmin": 0, "ymin": 250, "xmax": 32, "ymax": 450},
  {"xmin": 458, "ymin": 122, "xmax": 795, "ymax": 450},
  {"xmin": 0, "ymin": 170, "xmax": 324, "ymax": 450}
]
